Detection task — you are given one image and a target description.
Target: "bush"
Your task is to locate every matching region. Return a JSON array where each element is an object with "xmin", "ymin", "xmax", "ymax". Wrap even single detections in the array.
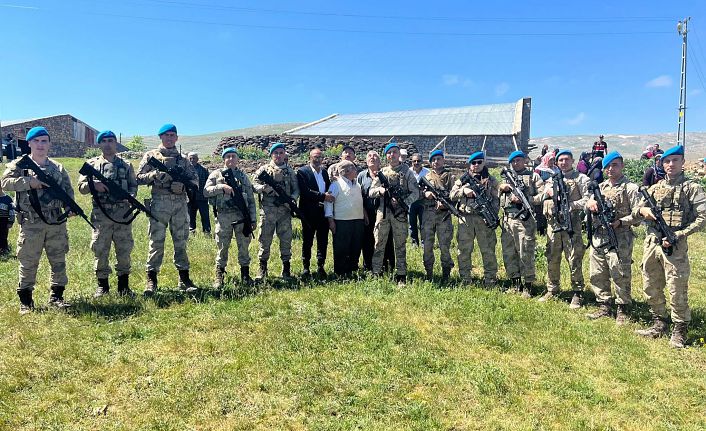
[
  {"xmin": 237, "ymin": 145, "xmax": 268, "ymax": 160},
  {"xmin": 623, "ymin": 158, "xmax": 652, "ymax": 184},
  {"xmin": 83, "ymin": 147, "xmax": 102, "ymax": 158},
  {"xmin": 125, "ymin": 135, "xmax": 146, "ymax": 152},
  {"xmin": 323, "ymin": 144, "xmax": 343, "ymax": 158}
]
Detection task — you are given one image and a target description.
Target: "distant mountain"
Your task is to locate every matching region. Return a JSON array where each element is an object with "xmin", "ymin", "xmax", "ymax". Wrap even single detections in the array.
[{"xmin": 530, "ymin": 133, "xmax": 706, "ymax": 161}]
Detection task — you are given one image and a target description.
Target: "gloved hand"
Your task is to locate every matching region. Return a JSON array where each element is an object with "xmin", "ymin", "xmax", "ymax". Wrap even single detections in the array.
[
  {"xmin": 156, "ymin": 171, "xmax": 172, "ymax": 182},
  {"xmin": 170, "ymin": 182, "xmax": 185, "ymax": 194}
]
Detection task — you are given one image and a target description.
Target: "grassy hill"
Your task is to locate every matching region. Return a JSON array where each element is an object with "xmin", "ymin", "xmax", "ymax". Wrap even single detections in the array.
[{"xmin": 1, "ymin": 158, "xmax": 705, "ymax": 429}]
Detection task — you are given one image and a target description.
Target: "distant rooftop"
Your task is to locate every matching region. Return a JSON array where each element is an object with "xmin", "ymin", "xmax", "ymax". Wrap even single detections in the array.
[
  {"xmin": 286, "ymin": 100, "xmax": 526, "ymax": 137},
  {"xmin": 1, "ymin": 114, "xmax": 92, "ymax": 128}
]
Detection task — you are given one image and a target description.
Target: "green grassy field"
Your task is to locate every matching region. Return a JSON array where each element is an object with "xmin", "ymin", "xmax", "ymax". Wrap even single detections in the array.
[{"xmin": 1, "ymin": 158, "xmax": 705, "ymax": 430}]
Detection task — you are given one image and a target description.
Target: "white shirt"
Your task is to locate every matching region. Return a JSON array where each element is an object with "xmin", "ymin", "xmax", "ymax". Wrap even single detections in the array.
[
  {"xmin": 324, "ymin": 177, "xmax": 364, "ymax": 220},
  {"xmin": 412, "ymin": 166, "xmax": 429, "ymax": 182},
  {"xmin": 310, "ymin": 164, "xmax": 326, "ymax": 193}
]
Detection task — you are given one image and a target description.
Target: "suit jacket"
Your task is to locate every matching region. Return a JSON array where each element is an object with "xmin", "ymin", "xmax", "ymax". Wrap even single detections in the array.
[{"xmin": 297, "ymin": 164, "xmax": 331, "ymax": 220}]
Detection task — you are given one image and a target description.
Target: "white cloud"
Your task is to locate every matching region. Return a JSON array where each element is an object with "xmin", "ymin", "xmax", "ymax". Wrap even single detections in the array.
[
  {"xmin": 690, "ymin": 88, "xmax": 704, "ymax": 97},
  {"xmin": 567, "ymin": 112, "xmax": 586, "ymax": 126},
  {"xmin": 495, "ymin": 82, "xmax": 510, "ymax": 96},
  {"xmin": 442, "ymin": 74, "xmax": 460, "ymax": 86},
  {"xmin": 645, "ymin": 75, "xmax": 672, "ymax": 88}
]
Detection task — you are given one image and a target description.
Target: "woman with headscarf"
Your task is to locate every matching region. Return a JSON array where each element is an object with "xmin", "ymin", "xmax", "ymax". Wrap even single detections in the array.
[
  {"xmin": 577, "ymin": 151, "xmax": 591, "ymax": 175},
  {"xmin": 642, "ymin": 153, "xmax": 666, "ymax": 186},
  {"xmin": 535, "ymin": 151, "xmax": 558, "ymax": 182}
]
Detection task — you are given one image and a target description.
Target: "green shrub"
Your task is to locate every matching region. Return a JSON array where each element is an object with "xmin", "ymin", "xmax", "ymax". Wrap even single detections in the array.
[
  {"xmin": 323, "ymin": 144, "xmax": 343, "ymax": 158},
  {"xmin": 623, "ymin": 158, "xmax": 652, "ymax": 183},
  {"xmin": 125, "ymin": 135, "xmax": 146, "ymax": 152},
  {"xmin": 237, "ymin": 145, "xmax": 268, "ymax": 160},
  {"xmin": 83, "ymin": 147, "xmax": 102, "ymax": 158}
]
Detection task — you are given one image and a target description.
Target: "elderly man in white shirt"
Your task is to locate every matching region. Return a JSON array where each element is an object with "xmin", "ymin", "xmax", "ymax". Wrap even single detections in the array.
[
  {"xmin": 325, "ymin": 160, "xmax": 365, "ymax": 277},
  {"xmin": 409, "ymin": 152, "xmax": 429, "ymax": 246}
]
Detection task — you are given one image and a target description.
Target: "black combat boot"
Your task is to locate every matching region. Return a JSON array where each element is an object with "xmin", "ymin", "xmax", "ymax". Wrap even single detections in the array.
[
  {"xmin": 441, "ymin": 267, "xmax": 451, "ymax": 281},
  {"xmin": 144, "ymin": 271, "xmax": 158, "ymax": 297},
  {"xmin": 117, "ymin": 274, "xmax": 134, "ymax": 298},
  {"xmin": 670, "ymin": 322, "xmax": 688, "ymax": 349},
  {"xmin": 520, "ymin": 281, "xmax": 533, "ymax": 299},
  {"xmin": 48, "ymin": 285, "xmax": 71, "ymax": 309},
  {"xmin": 316, "ymin": 260, "xmax": 327, "ymax": 278},
  {"xmin": 508, "ymin": 277, "xmax": 522, "ymax": 294},
  {"xmin": 615, "ymin": 304, "xmax": 630, "ymax": 325},
  {"xmin": 281, "ymin": 261, "xmax": 293, "ymax": 279},
  {"xmin": 18, "ymin": 288, "xmax": 34, "ymax": 315},
  {"xmin": 301, "ymin": 260, "xmax": 311, "ymax": 278},
  {"xmin": 178, "ymin": 270, "xmax": 198, "ymax": 294},
  {"xmin": 635, "ymin": 315, "xmax": 669, "ymax": 338},
  {"xmin": 93, "ymin": 275, "xmax": 110, "ymax": 298},
  {"xmin": 255, "ymin": 260, "xmax": 267, "ymax": 282},
  {"xmin": 241, "ymin": 266, "xmax": 252, "ymax": 285},
  {"xmin": 214, "ymin": 266, "xmax": 226, "ymax": 290},
  {"xmin": 587, "ymin": 301, "xmax": 613, "ymax": 320},
  {"xmin": 395, "ymin": 274, "xmax": 407, "ymax": 287}
]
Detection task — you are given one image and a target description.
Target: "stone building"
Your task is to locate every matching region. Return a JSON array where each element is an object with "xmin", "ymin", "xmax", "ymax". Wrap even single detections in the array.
[
  {"xmin": 284, "ymin": 98, "xmax": 532, "ymax": 165},
  {"xmin": 1, "ymin": 114, "xmax": 99, "ymax": 157}
]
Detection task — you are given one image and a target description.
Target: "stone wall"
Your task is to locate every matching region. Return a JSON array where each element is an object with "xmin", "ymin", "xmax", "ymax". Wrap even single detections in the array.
[{"xmin": 2, "ymin": 115, "xmax": 98, "ymax": 157}]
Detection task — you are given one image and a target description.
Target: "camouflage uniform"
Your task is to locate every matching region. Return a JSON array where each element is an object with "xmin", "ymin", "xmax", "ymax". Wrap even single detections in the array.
[
  {"xmin": 587, "ymin": 176, "xmax": 640, "ymax": 307},
  {"xmin": 1, "ymin": 158, "xmax": 73, "ymax": 297},
  {"xmin": 421, "ymin": 168, "xmax": 456, "ymax": 277},
  {"xmin": 252, "ymin": 161, "xmax": 299, "ymax": 269},
  {"xmin": 450, "ymin": 173, "xmax": 500, "ymax": 284},
  {"xmin": 77, "ymin": 155, "xmax": 137, "ymax": 282},
  {"xmin": 136, "ymin": 147, "xmax": 197, "ymax": 274},
  {"xmin": 204, "ymin": 167, "xmax": 256, "ymax": 273},
  {"xmin": 635, "ymin": 173, "xmax": 706, "ymax": 327},
  {"xmin": 500, "ymin": 169, "xmax": 544, "ymax": 286},
  {"xmin": 542, "ymin": 169, "xmax": 589, "ymax": 295},
  {"xmin": 369, "ymin": 163, "xmax": 420, "ymax": 278}
]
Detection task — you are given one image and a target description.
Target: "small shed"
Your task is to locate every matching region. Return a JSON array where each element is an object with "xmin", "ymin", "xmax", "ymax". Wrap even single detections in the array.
[{"xmin": 0, "ymin": 114, "xmax": 99, "ymax": 157}]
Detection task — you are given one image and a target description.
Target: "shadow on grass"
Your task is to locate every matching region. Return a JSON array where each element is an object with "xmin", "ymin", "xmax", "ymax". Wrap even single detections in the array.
[{"xmin": 67, "ymin": 297, "xmax": 145, "ymax": 320}]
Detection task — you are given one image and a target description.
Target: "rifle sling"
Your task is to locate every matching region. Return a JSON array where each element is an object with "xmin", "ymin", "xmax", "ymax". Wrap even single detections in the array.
[
  {"xmin": 28, "ymin": 188, "xmax": 66, "ymax": 226},
  {"xmin": 87, "ymin": 175, "xmax": 137, "ymax": 225}
]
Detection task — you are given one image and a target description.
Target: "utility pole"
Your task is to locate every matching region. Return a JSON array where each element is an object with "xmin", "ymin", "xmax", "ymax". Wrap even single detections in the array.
[{"xmin": 677, "ymin": 17, "xmax": 690, "ymax": 148}]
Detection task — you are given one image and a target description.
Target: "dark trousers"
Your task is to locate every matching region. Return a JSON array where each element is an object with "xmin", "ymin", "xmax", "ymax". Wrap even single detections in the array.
[
  {"xmin": 409, "ymin": 200, "xmax": 424, "ymax": 243},
  {"xmin": 189, "ymin": 200, "xmax": 211, "ymax": 233},
  {"xmin": 0, "ymin": 218, "xmax": 9, "ymax": 251},
  {"xmin": 333, "ymin": 219, "xmax": 364, "ymax": 276},
  {"xmin": 301, "ymin": 212, "xmax": 329, "ymax": 267}
]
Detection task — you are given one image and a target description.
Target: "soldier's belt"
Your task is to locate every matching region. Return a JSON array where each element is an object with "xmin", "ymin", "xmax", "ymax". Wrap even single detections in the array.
[
  {"xmin": 152, "ymin": 193, "xmax": 187, "ymax": 201},
  {"xmin": 94, "ymin": 201, "xmax": 131, "ymax": 209}
]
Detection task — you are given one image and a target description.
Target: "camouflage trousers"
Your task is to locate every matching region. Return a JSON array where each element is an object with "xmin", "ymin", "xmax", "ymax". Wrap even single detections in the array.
[
  {"xmin": 642, "ymin": 235, "xmax": 691, "ymax": 323},
  {"xmin": 257, "ymin": 204, "xmax": 292, "ymax": 262},
  {"xmin": 421, "ymin": 207, "xmax": 454, "ymax": 273},
  {"xmin": 372, "ymin": 213, "xmax": 408, "ymax": 276},
  {"xmin": 546, "ymin": 224, "xmax": 585, "ymax": 293},
  {"xmin": 589, "ymin": 229, "xmax": 634, "ymax": 305},
  {"xmin": 501, "ymin": 216, "xmax": 537, "ymax": 283},
  {"xmin": 146, "ymin": 196, "xmax": 190, "ymax": 272},
  {"xmin": 16, "ymin": 219, "xmax": 68, "ymax": 292},
  {"xmin": 215, "ymin": 209, "xmax": 252, "ymax": 269},
  {"xmin": 90, "ymin": 205, "xmax": 134, "ymax": 279},
  {"xmin": 457, "ymin": 214, "xmax": 497, "ymax": 283}
]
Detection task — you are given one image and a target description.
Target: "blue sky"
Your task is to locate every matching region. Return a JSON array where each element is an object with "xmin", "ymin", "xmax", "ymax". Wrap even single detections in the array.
[{"xmin": 1, "ymin": 0, "xmax": 705, "ymax": 138}]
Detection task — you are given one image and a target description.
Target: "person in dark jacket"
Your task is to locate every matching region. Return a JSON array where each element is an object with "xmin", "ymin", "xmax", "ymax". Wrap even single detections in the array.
[
  {"xmin": 188, "ymin": 152, "xmax": 211, "ymax": 235},
  {"xmin": 297, "ymin": 147, "xmax": 334, "ymax": 277}
]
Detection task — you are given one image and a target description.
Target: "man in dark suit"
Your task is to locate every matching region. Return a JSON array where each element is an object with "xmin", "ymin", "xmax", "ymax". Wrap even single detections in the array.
[{"xmin": 297, "ymin": 147, "xmax": 335, "ymax": 277}]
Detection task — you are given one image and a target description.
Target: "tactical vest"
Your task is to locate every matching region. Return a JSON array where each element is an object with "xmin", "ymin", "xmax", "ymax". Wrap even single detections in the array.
[
  {"xmin": 21, "ymin": 160, "xmax": 67, "ymax": 210},
  {"xmin": 501, "ymin": 169, "xmax": 536, "ymax": 211},
  {"xmin": 260, "ymin": 163, "xmax": 294, "ymax": 206},
  {"xmin": 89, "ymin": 157, "xmax": 131, "ymax": 205},
  {"xmin": 600, "ymin": 181, "xmax": 631, "ymax": 221},
  {"xmin": 150, "ymin": 148, "xmax": 189, "ymax": 191},
  {"xmin": 652, "ymin": 180, "xmax": 687, "ymax": 228},
  {"xmin": 424, "ymin": 169, "xmax": 452, "ymax": 208},
  {"xmin": 211, "ymin": 168, "xmax": 251, "ymax": 211}
]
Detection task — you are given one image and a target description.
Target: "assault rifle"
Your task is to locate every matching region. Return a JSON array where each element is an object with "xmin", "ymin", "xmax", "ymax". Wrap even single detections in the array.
[
  {"xmin": 639, "ymin": 186, "xmax": 679, "ymax": 256},
  {"xmin": 376, "ymin": 171, "xmax": 410, "ymax": 219},
  {"xmin": 500, "ymin": 168, "xmax": 536, "ymax": 221},
  {"xmin": 551, "ymin": 170, "xmax": 574, "ymax": 236},
  {"xmin": 586, "ymin": 181, "xmax": 618, "ymax": 252},
  {"xmin": 146, "ymin": 156, "xmax": 199, "ymax": 198},
  {"xmin": 79, "ymin": 162, "xmax": 157, "ymax": 224},
  {"xmin": 418, "ymin": 176, "xmax": 464, "ymax": 222},
  {"xmin": 256, "ymin": 170, "xmax": 309, "ymax": 227},
  {"xmin": 16, "ymin": 155, "xmax": 95, "ymax": 229},
  {"xmin": 458, "ymin": 172, "xmax": 499, "ymax": 229},
  {"xmin": 222, "ymin": 169, "xmax": 254, "ymax": 238}
]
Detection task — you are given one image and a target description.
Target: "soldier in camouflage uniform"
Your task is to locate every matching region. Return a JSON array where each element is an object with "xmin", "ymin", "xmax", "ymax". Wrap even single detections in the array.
[
  {"xmin": 633, "ymin": 145, "xmax": 706, "ymax": 348},
  {"xmin": 77, "ymin": 130, "xmax": 137, "ymax": 298},
  {"xmin": 204, "ymin": 147, "xmax": 257, "ymax": 288},
  {"xmin": 450, "ymin": 151, "xmax": 500, "ymax": 287},
  {"xmin": 585, "ymin": 151, "xmax": 640, "ymax": 324},
  {"xmin": 252, "ymin": 143, "xmax": 300, "ymax": 280},
  {"xmin": 499, "ymin": 150, "xmax": 544, "ymax": 297},
  {"xmin": 136, "ymin": 123, "xmax": 198, "ymax": 296},
  {"xmin": 369, "ymin": 142, "xmax": 420, "ymax": 285},
  {"xmin": 419, "ymin": 150, "xmax": 456, "ymax": 280},
  {"xmin": 1, "ymin": 127, "xmax": 74, "ymax": 314},
  {"xmin": 539, "ymin": 150, "xmax": 590, "ymax": 308}
]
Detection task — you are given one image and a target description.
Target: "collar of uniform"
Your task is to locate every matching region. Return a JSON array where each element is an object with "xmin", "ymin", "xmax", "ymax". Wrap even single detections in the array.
[
  {"xmin": 606, "ymin": 175, "xmax": 629, "ymax": 187},
  {"xmin": 665, "ymin": 171, "xmax": 685, "ymax": 185},
  {"xmin": 158, "ymin": 146, "xmax": 180, "ymax": 156}
]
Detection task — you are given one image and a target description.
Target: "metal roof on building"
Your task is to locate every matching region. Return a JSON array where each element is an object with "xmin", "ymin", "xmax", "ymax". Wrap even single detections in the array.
[{"xmin": 286, "ymin": 102, "xmax": 519, "ymax": 137}]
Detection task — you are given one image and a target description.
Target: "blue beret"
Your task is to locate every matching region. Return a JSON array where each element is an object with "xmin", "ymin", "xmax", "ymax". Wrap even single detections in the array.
[
  {"xmin": 601, "ymin": 151, "xmax": 623, "ymax": 169},
  {"xmin": 555, "ymin": 149, "xmax": 573, "ymax": 161},
  {"xmin": 468, "ymin": 151, "xmax": 485, "ymax": 163},
  {"xmin": 384, "ymin": 142, "xmax": 400, "ymax": 155},
  {"xmin": 662, "ymin": 145, "xmax": 684, "ymax": 159},
  {"xmin": 429, "ymin": 149, "xmax": 444, "ymax": 162},
  {"xmin": 96, "ymin": 130, "xmax": 116, "ymax": 143},
  {"xmin": 221, "ymin": 147, "xmax": 239, "ymax": 158},
  {"xmin": 26, "ymin": 126, "xmax": 49, "ymax": 141},
  {"xmin": 158, "ymin": 123, "xmax": 177, "ymax": 136},
  {"xmin": 269, "ymin": 142, "xmax": 285, "ymax": 155},
  {"xmin": 508, "ymin": 150, "xmax": 526, "ymax": 163}
]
